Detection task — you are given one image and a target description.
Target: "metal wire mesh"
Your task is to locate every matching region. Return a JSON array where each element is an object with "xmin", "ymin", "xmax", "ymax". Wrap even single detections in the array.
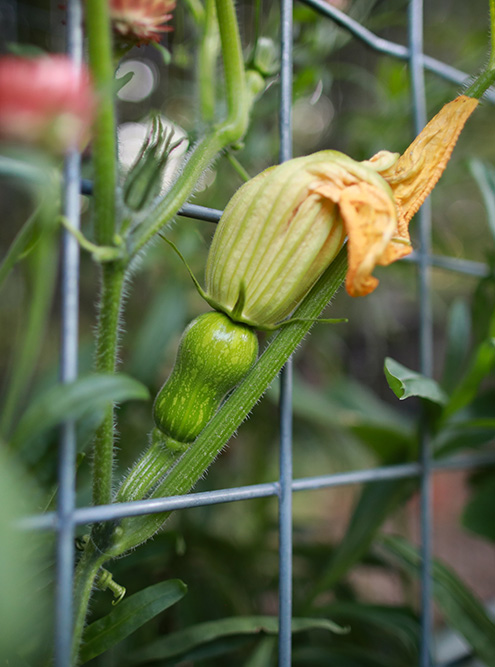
[{"xmin": 39, "ymin": 0, "xmax": 495, "ymax": 665}]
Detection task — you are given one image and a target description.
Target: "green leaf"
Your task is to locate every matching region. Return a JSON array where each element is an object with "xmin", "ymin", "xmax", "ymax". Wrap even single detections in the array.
[
  {"xmin": 441, "ymin": 300, "xmax": 471, "ymax": 391},
  {"xmin": 127, "ymin": 616, "xmax": 346, "ymax": 664},
  {"xmin": 151, "ymin": 41, "xmax": 172, "ymax": 65},
  {"xmin": 384, "ymin": 357, "xmax": 448, "ymax": 405},
  {"xmin": 308, "ymin": 479, "xmax": 415, "ymax": 600},
  {"xmin": 469, "ymin": 159, "xmax": 495, "ymax": 244},
  {"xmin": 10, "ymin": 373, "xmax": 149, "ymax": 449},
  {"xmin": 462, "ymin": 476, "xmax": 495, "ymax": 542},
  {"xmin": 115, "ymin": 70, "xmax": 134, "ymax": 93},
  {"xmin": 444, "ymin": 338, "xmax": 495, "ymax": 418},
  {"xmin": 80, "ymin": 580, "xmax": 187, "ymax": 663},
  {"xmin": 381, "ymin": 535, "xmax": 495, "ymax": 667}
]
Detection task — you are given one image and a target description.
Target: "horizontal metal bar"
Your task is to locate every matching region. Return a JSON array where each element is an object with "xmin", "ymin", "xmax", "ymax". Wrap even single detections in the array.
[
  {"xmin": 178, "ymin": 202, "xmax": 222, "ymax": 223},
  {"xmin": 402, "ymin": 251, "xmax": 489, "ymax": 278},
  {"xmin": 20, "ymin": 451, "xmax": 495, "ymax": 532},
  {"xmin": 81, "ymin": 179, "xmax": 222, "ymax": 223},
  {"xmin": 299, "ymin": 0, "xmax": 495, "ymax": 104}
]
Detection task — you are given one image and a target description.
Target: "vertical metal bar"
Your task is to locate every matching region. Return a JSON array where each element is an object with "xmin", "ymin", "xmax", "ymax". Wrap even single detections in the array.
[
  {"xmin": 55, "ymin": 1, "xmax": 83, "ymax": 665},
  {"xmin": 408, "ymin": 1, "xmax": 433, "ymax": 665},
  {"xmin": 278, "ymin": 0, "xmax": 293, "ymax": 664}
]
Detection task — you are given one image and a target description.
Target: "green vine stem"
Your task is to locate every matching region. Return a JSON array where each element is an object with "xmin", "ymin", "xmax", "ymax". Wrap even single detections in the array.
[
  {"xmin": 71, "ymin": 251, "xmax": 347, "ymax": 657},
  {"xmin": 109, "ymin": 250, "xmax": 348, "ymax": 555},
  {"xmin": 92, "ymin": 263, "xmax": 126, "ymax": 506},
  {"xmin": 114, "ymin": 429, "xmax": 184, "ymax": 503},
  {"xmin": 71, "ymin": 540, "xmax": 108, "ymax": 665},
  {"xmin": 85, "ymin": 0, "xmax": 117, "ymax": 246},
  {"xmin": 128, "ymin": 0, "xmax": 249, "ymax": 256},
  {"xmin": 199, "ymin": 0, "xmax": 220, "ymax": 124},
  {"xmin": 465, "ymin": 0, "xmax": 495, "ymax": 98}
]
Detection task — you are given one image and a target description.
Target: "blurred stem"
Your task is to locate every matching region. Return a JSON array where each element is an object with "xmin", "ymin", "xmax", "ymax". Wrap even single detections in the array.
[
  {"xmin": 199, "ymin": 0, "xmax": 220, "ymax": 124},
  {"xmin": 105, "ymin": 250, "xmax": 348, "ymax": 555},
  {"xmin": 489, "ymin": 0, "xmax": 495, "ymax": 70},
  {"xmin": 0, "ymin": 230, "xmax": 57, "ymax": 438},
  {"xmin": 72, "ymin": 540, "xmax": 107, "ymax": 666},
  {"xmin": 183, "ymin": 0, "xmax": 205, "ymax": 26},
  {"xmin": 85, "ymin": 0, "xmax": 117, "ymax": 245},
  {"xmin": 226, "ymin": 150, "xmax": 251, "ymax": 182},
  {"xmin": 465, "ymin": 0, "xmax": 495, "ymax": 98},
  {"xmin": 129, "ymin": 0, "xmax": 249, "ymax": 256},
  {"xmin": 115, "ymin": 429, "xmax": 184, "ymax": 503},
  {"xmin": 92, "ymin": 263, "xmax": 126, "ymax": 506}
]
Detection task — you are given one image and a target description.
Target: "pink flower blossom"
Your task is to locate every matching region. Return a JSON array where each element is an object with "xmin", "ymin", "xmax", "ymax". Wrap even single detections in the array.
[
  {"xmin": 110, "ymin": 0, "xmax": 176, "ymax": 45},
  {"xmin": 0, "ymin": 55, "xmax": 95, "ymax": 154}
]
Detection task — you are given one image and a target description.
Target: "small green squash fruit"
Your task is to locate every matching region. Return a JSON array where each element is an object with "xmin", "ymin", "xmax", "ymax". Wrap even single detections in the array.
[{"xmin": 153, "ymin": 311, "xmax": 258, "ymax": 444}]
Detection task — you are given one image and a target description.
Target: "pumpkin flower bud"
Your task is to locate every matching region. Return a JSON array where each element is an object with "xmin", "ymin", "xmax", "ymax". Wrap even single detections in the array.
[{"xmin": 205, "ymin": 95, "xmax": 478, "ymax": 327}]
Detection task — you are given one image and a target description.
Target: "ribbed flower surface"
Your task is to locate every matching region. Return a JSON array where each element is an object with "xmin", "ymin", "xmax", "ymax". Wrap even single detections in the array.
[
  {"xmin": 110, "ymin": 0, "xmax": 176, "ymax": 44},
  {"xmin": 205, "ymin": 151, "xmax": 397, "ymax": 327},
  {"xmin": 0, "ymin": 55, "xmax": 95, "ymax": 154},
  {"xmin": 205, "ymin": 94, "xmax": 478, "ymax": 328}
]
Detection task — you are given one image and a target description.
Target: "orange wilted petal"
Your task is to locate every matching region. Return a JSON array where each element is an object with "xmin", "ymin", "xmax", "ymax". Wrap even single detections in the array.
[
  {"xmin": 339, "ymin": 182, "xmax": 409, "ymax": 296},
  {"xmin": 379, "ymin": 95, "xmax": 479, "ymax": 225}
]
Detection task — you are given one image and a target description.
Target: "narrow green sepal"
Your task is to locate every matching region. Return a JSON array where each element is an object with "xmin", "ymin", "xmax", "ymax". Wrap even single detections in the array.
[{"xmin": 265, "ymin": 316, "xmax": 348, "ymax": 332}]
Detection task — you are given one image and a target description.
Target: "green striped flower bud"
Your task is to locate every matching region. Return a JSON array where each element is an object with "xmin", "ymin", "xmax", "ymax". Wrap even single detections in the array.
[{"xmin": 204, "ymin": 150, "xmax": 398, "ymax": 328}]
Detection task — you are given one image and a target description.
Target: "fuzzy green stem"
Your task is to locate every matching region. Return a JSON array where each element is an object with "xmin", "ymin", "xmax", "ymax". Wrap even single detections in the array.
[
  {"xmin": 106, "ymin": 250, "xmax": 348, "ymax": 555},
  {"xmin": 71, "ymin": 540, "xmax": 108, "ymax": 665},
  {"xmin": 92, "ymin": 264, "xmax": 126, "ymax": 507},
  {"xmin": 465, "ymin": 0, "xmax": 495, "ymax": 98},
  {"xmin": 115, "ymin": 429, "xmax": 184, "ymax": 503},
  {"xmin": 129, "ymin": 0, "xmax": 249, "ymax": 256},
  {"xmin": 85, "ymin": 0, "xmax": 117, "ymax": 245},
  {"xmin": 199, "ymin": 0, "xmax": 220, "ymax": 124}
]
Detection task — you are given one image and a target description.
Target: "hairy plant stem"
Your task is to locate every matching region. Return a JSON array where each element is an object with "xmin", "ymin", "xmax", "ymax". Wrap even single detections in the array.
[
  {"xmin": 115, "ymin": 429, "xmax": 184, "ymax": 503},
  {"xmin": 129, "ymin": 0, "xmax": 249, "ymax": 256},
  {"xmin": 465, "ymin": 0, "xmax": 495, "ymax": 98},
  {"xmin": 92, "ymin": 264, "xmax": 126, "ymax": 506},
  {"xmin": 108, "ymin": 250, "xmax": 348, "ymax": 555},
  {"xmin": 71, "ymin": 540, "xmax": 108, "ymax": 666},
  {"xmin": 85, "ymin": 0, "xmax": 116, "ymax": 246},
  {"xmin": 71, "ymin": 252, "xmax": 347, "ymax": 655},
  {"xmin": 199, "ymin": 0, "xmax": 220, "ymax": 124}
]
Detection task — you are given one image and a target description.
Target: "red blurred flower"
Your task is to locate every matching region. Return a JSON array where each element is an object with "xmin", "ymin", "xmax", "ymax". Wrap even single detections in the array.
[
  {"xmin": 110, "ymin": 0, "xmax": 176, "ymax": 45},
  {"xmin": 0, "ymin": 55, "xmax": 95, "ymax": 154}
]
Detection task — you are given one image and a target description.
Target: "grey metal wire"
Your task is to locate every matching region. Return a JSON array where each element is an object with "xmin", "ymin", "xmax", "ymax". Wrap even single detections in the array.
[
  {"xmin": 37, "ymin": 1, "xmax": 495, "ymax": 665},
  {"xmin": 278, "ymin": 0, "xmax": 294, "ymax": 663},
  {"xmin": 56, "ymin": 2, "xmax": 83, "ymax": 665}
]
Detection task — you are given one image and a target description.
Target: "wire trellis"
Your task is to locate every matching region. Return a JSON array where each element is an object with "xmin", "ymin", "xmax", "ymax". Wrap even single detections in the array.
[{"xmin": 29, "ymin": 0, "xmax": 495, "ymax": 665}]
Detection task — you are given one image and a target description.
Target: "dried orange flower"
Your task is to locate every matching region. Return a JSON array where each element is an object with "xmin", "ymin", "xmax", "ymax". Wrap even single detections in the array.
[
  {"xmin": 110, "ymin": 0, "xmax": 176, "ymax": 45},
  {"xmin": 205, "ymin": 94, "xmax": 478, "ymax": 327}
]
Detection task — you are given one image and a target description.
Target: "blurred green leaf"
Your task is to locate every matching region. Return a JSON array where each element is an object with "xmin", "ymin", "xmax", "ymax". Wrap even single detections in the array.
[
  {"xmin": 308, "ymin": 479, "xmax": 414, "ymax": 600},
  {"xmin": 270, "ymin": 375, "xmax": 414, "ymax": 462},
  {"xmin": 441, "ymin": 300, "xmax": 472, "ymax": 391},
  {"xmin": 10, "ymin": 373, "xmax": 149, "ymax": 449},
  {"xmin": 80, "ymin": 579, "xmax": 187, "ymax": 663},
  {"xmin": 444, "ymin": 338, "xmax": 495, "ymax": 418},
  {"xmin": 243, "ymin": 636, "xmax": 276, "ymax": 667},
  {"xmin": 292, "ymin": 645, "xmax": 405, "ymax": 666},
  {"xmin": 381, "ymin": 535, "xmax": 495, "ymax": 667},
  {"xmin": 462, "ymin": 476, "xmax": 495, "ymax": 542},
  {"xmin": 469, "ymin": 159, "xmax": 495, "ymax": 244},
  {"xmin": 384, "ymin": 357, "xmax": 448, "ymax": 405},
  {"xmin": 127, "ymin": 616, "xmax": 346, "ymax": 664},
  {"xmin": 129, "ymin": 284, "xmax": 187, "ymax": 385}
]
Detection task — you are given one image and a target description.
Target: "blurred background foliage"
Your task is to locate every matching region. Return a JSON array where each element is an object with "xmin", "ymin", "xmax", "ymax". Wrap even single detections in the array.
[{"xmin": 1, "ymin": 0, "xmax": 495, "ymax": 665}]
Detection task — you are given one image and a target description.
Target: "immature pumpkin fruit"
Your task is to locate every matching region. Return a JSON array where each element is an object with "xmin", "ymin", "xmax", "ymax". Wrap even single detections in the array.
[
  {"xmin": 152, "ymin": 95, "xmax": 478, "ymax": 450},
  {"xmin": 153, "ymin": 312, "xmax": 258, "ymax": 446}
]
